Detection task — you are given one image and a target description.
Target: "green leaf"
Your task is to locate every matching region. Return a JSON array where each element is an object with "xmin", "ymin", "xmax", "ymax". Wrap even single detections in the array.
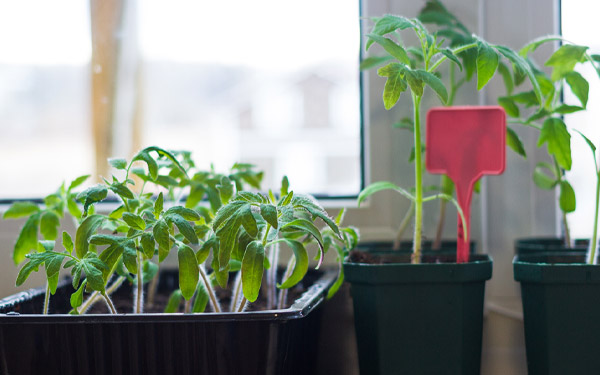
[
  {"xmin": 533, "ymin": 162, "xmax": 558, "ymax": 190},
  {"xmin": 76, "ymin": 185, "xmax": 108, "ymax": 215},
  {"xmin": 519, "ymin": 35, "xmax": 563, "ymax": 57},
  {"xmin": 292, "ymin": 194, "xmax": 341, "ymax": 238},
  {"xmin": 497, "ymin": 61, "xmax": 514, "ymax": 95},
  {"xmin": 40, "ymin": 211, "xmax": 60, "ymax": 240},
  {"xmin": 141, "ymin": 232, "xmax": 155, "ymax": 259},
  {"xmin": 554, "ymin": 104, "xmax": 584, "ymax": 114},
  {"xmin": 70, "ymin": 280, "xmax": 87, "ymax": 309},
  {"xmin": 498, "ymin": 97, "xmax": 519, "ymax": 118},
  {"xmin": 559, "ymin": 180, "xmax": 576, "ymax": 213},
  {"xmin": 495, "ymin": 45, "xmax": 542, "ymax": 104},
  {"xmin": 509, "ymin": 91, "xmax": 539, "ymax": 107},
  {"xmin": 417, "ymin": 70, "xmax": 448, "ymax": 104},
  {"xmin": 441, "ymin": 48, "xmax": 462, "ymax": 71},
  {"xmin": 366, "ymin": 15, "xmax": 415, "ymax": 49},
  {"xmin": 366, "ymin": 34, "xmax": 410, "ymax": 64},
  {"xmin": 108, "ymin": 158, "xmax": 128, "ymax": 170},
  {"xmin": 13, "ymin": 213, "xmax": 40, "ymax": 265},
  {"xmin": 132, "ymin": 149, "xmax": 159, "ymax": 180},
  {"xmin": 281, "ymin": 219, "xmax": 325, "ymax": 268},
  {"xmin": 178, "ymin": 245, "xmax": 199, "ymax": 300},
  {"xmin": 3, "ymin": 201, "xmax": 40, "ymax": 219},
  {"xmin": 280, "ymin": 176, "xmax": 290, "ymax": 198},
  {"xmin": 241, "ymin": 241, "xmax": 265, "ymax": 302},
  {"xmin": 153, "ymin": 218, "xmax": 171, "ymax": 251},
  {"xmin": 62, "ymin": 231, "xmax": 73, "ymax": 254},
  {"xmin": 537, "ymin": 118, "xmax": 572, "ymax": 170},
  {"xmin": 122, "ymin": 241, "xmax": 138, "ymax": 274},
  {"xmin": 565, "ymin": 71, "xmax": 589, "ymax": 108},
  {"xmin": 477, "ymin": 41, "xmax": 499, "ymax": 90},
  {"xmin": 574, "ymin": 129, "xmax": 598, "ymax": 172},
  {"xmin": 154, "ymin": 192, "xmax": 164, "ymax": 219},
  {"xmin": 15, "ymin": 256, "xmax": 44, "ymax": 286},
  {"xmin": 142, "ymin": 260, "xmax": 158, "ymax": 284},
  {"xmin": 506, "ymin": 127, "xmax": 526, "ymax": 158},
  {"xmin": 46, "ymin": 255, "xmax": 63, "ymax": 294},
  {"xmin": 164, "ymin": 289, "xmax": 183, "ymax": 313},
  {"xmin": 357, "ymin": 181, "xmax": 415, "ymax": 207},
  {"xmin": 260, "ymin": 204, "xmax": 278, "ymax": 230},
  {"xmin": 169, "ymin": 214, "xmax": 199, "ymax": 244},
  {"xmin": 545, "ymin": 44, "xmax": 588, "ymax": 80},
  {"xmin": 217, "ymin": 176, "xmax": 235, "ymax": 204},
  {"xmin": 67, "ymin": 175, "xmax": 90, "ymax": 192},
  {"xmin": 122, "ymin": 212, "xmax": 146, "ymax": 231},
  {"xmin": 109, "ymin": 182, "xmax": 135, "ymax": 200},
  {"xmin": 165, "ymin": 206, "xmax": 201, "ymax": 221},
  {"xmin": 403, "ymin": 68, "xmax": 424, "ymax": 97},
  {"xmin": 75, "ymin": 215, "xmax": 105, "ymax": 258},
  {"xmin": 360, "ymin": 55, "xmax": 394, "ymax": 70},
  {"xmin": 192, "ymin": 282, "xmax": 209, "ymax": 313},
  {"xmin": 81, "ymin": 258, "xmax": 106, "ymax": 292},
  {"xmin": 239, "ymin": 204, "xmax": 258, "ymax": 238},
  {"xmin": 98, "ymin": 243, "xmax": 124, "ymax": 283},
  {"xmin": 216, "ymin": 215, "xmax": 242, "ymax": 271},
  {"xmin": 67, "ymin": 198, "xmax": 82, "ymax": 220},
  {"xmin": 277, "ymin": 240, "xmax": 309, "ymax": 289},
  {"xmin": 377, "ymin": 63, "xmax": 407, "ymax": 110},
  {"xmin": 212, "ymin": 200, "xmax": 247, "ymax": 231}
]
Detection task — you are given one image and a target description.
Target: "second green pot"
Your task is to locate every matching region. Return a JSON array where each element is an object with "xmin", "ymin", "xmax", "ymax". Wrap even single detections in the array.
[{"xmin": 344, "ymin": 254, "xmax": 492, "ymax": 375}]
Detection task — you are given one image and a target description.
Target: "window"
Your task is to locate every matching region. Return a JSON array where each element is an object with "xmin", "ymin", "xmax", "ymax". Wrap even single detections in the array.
[{"xmin": 0, "ymin": 0, "xmax": 361, "ymax": 199}]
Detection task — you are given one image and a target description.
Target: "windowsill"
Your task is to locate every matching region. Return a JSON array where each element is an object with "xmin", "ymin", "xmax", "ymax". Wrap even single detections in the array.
[{"xmin": 486, "ymin": 296, "xmax": 523, "ymax": 321}]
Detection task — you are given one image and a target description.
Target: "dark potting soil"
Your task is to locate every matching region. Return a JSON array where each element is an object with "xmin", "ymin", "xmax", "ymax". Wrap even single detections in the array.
[{"xmin": 348, "ymin": 249, "xmax": 479, "ymax": 264}]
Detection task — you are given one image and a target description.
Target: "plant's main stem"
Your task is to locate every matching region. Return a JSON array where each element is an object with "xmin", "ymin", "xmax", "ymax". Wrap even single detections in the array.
[
  {"xmin": 135, "ymin": 252, "xmax": 143, "ymax": 314},
  {"xmin": 147, "ymin": 264, "xmax": 160, "ymax": 307},
  {"xmin": 588, "ymin": 172, "xmax": 600, "ymax": 264},
  {"xmin": 230, "ymin": 272, "xmax": 243, "ymax": 312},
  {"xmin": 102, "ymin": 292, "xmax": 117, "ymax": 314},
  {"xmin": 80, "ymin": 276, "xmax": 125, "ymax": 314},
  {"xmin": 267, "ymin": 242, "xmax": 279, "ymax": 310},
  {"xmin": 184, "ymin": 298, "xmax": 192, "ymax": 314},
  {"xmin": 43, "ymin": 282, "xmax": 50, "ymax": 315},
  {"xmin": 237, "ymin": 296, "xmax": 248, "ymax": 312},
  {"xmin": 412, "ymin": 93, "xmax": 424, "ymax": 264},
  {"xmin": 199, "ymin": 265, "xmax": 221, "ymax": 313}
]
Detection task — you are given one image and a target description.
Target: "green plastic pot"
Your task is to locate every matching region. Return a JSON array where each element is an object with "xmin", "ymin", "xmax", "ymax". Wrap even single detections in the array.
[
  {"xmin": 344, "ymin": 254, "xmax": 492, "ymax": 375},
  {"xmin": 514, "ymin": 253, "xmax": 600, "ymax": 375},
  {"xmin": 357, "ymin": 240, "xmax": 476, "ymax": 254},
  {"xmin": 514, "ymin": 237, "xmax": 588, "ymax": 255}
]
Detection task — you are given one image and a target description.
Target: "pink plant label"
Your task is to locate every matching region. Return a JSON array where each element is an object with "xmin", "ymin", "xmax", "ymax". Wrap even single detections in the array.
[{"xmin": 426, "ymin": 106, "xmax": 506, "ymax": 263}]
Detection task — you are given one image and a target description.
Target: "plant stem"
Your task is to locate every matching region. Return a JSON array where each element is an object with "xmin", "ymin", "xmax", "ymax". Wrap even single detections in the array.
[
  {"xmin": 80, "ymin": 276, "xmax": 125, "ymax": 314},
  {"xmin": 147, "ymin": 264, "xmax": 160, "ymax": 307},
  {"xmin": 433, "ymin": 198, "xmax": 447, "ymax": 250},
  {"xmin": 43, "ymin": 282, "xmax": 50, "ymax": 315},
  {"xmin": 429, "ymin": 42, "xmax": 478, "ymax": 73},
  {"xmin": 237, "ymin": 296, "xmax": 248, "ymax": 312},
  {"xmin": 393, "ymin": 201, "xmax": 414, "ymax": 250},
  {"xmin": 102, "ymin": 292, "xmax": 117, "ymax": 314},
  {"xmin": 412, "ymin": 92, "xmax": 424, "ymax": 264},
  {"xmin": 184, "ymin": 298, "xmax": 192, "ymax": 313},
  {"xmin": 135, "ymin": 251, "xmax": 143, "ymax": 314},
  {"xmin": 199, "ymin": 265, "xmax": 221, "ymax": 313},
  {"xmin": 553, "ymin": 157, "xmax": 572, "ymax": 247},
  {"xmin": 588, "ymin": 172, "xmax": 600, "ymax": 264},
  {"xmin": 230, "ymin": 271, "xmax": 243, "ymax": 312},
  {"xmin": 277, "ymin": 257, "xmax": 296, "ymax": 310},
  {"xmin": 267, "ymin": 242, "xmax": 279, "ymax": 310}
]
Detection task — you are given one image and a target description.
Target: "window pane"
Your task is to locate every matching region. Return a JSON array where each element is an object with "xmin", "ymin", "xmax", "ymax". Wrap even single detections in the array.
[
  {"xmin": 0, "ymin": 0, "xmax": 92, "ymax": 198},
  {"xmin": 139, "ymin": 0, "xmax": 361, "ymax": 196}
]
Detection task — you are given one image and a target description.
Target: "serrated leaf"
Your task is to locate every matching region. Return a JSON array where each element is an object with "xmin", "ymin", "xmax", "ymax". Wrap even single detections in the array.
[
  {"xmin": 241, "ymin": 241, "xmax": 265, "ymax": 302},
  {"xmin": 366, "ymin": 15, "xmax": 415, "ymax": 49},
  {"xmin": 169, "ymin": 214, "xmax": 199, "ymax": 244},
  {"xmin": 67, "ymin": 175, "xmax": 90, "ymax": 192},
  {"xmin": 165, "ymin": 206, "xmax": 201, "ymax": 221},
  {"xmin": 495, "ymin": 45, "xmax": 542, "ymax": 104},
  {"xmin": 98, "ymin": 243, "xmax": 124, "ymax": 283},
  {"xmin": 545, "ymin": 44, "xmax": 588, "ymax": 80},
  {"xmin": 278, "ymin": 240, "xmax": 309, "ymax": 289},
  {"xmin": 122, "ymin": 212, "xmax": 146, "ymax": 231},
  {"xmin": 260, "ymin": 204, "xmax": 278, "ymax": 229},
  {"xmin": 212, "ymin": 200, "xmax": 248, "ymax": 232},
  {"xmin": 506, "ymin": 127, "xmax": 526, "ymax": 158},
  {"xmin": 13, "ymin": 213, "xmax": 40, "ymax": 265},
  {"xmin": 178, "ymin": 245, "xmax": 199, "ymax": 300},
  {"xmin": 565, "ymin": 71, "xmax": 589, "ymax": 108},
  {"xmin": 417, "ymin": 69, "xmax": 448, "ymax": 104},
  {"xmin": 533, "ymin": 163, "xmax": 558, "ymax": 190},
  {"xmin": 559, "ymin": 180, "xmax": 576, "ymax": 213},
  {"xmin": 75, "ymin": 215, "xmax": 104, "ymax": 258},
  {"xmin": 141, "ymin": 232, "xmax": 155, "ymax": 259},
  {"xmin": 153, "ymin": 218, "xmax": 171, "ymax": 251},
  {"xmin": 15, "ymin": 256, "xmax": 44, "ymax": 286},
  {"xmin": 108, "ymin": 158, "xmax": 128, "ymax": 170},
  {"xmin": 538, "ymin": 118, "xmax": 572, "ymax": 170},
  {"xmin": 122, "ymin": 241, "xmax": 137, "ymax": 274},
  {"xmin": 62, "ymin": 231, "xmax": 73, "ymax": 254},
  {"xmin": 498, "ymin": 97, "xmax": 519, "ymax": 118},
  {"xmin": 40, "ymin": 211, "xmax": 60, "ymax": 241},
  {"xmin": 164, "ymin": 289, "xmax": 183, "ymax": 313},
  {"xmin": 441, "ymin": 48, "xmax": 462, "ymax": 71},
  {"xmin": 377, "ymin": 63, "xmax": 407, "ymax": 110},
  {"xmin": 477, "ymin": 41, "xmax": 499, "ymax": 90},
  {"xmin": 239, "ymin": 204, "xmax": 258, "ymax": 238},
  {"xmin": 109, "ymin": 182, "xmax": 135, "ymax": 200},
  {"xmin": 76, "ymin": 185, "xmax": 108, "ymax": 215},
  {"xmin": 3, "ymin": 201, "xmax": 40, "ymax": 219},
  {"xmin": 81, "ymin": 259, "xmax": 105, "ymax": 292},
  {"xmin": 70, "ymin": 280, "xmax": 87, "ymax": 309},
  {"xmin": 366, "ymin": 34, "xmax": 410, "ymax": 64}
]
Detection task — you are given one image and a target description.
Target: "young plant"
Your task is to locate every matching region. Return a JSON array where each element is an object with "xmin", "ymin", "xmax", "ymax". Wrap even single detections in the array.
[
  {"xmin": 358, "ymin": 14, "xmax": 539, "ymax": 263},
  {"xmin": 499, "ymin": 37, "xmax": 600, "ymax": 248}
]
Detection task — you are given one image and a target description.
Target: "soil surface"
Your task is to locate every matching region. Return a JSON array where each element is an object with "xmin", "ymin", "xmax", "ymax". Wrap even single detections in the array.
[{"xmin": 348, "ymin": 250, "xmax": 486, "ymax": 265}]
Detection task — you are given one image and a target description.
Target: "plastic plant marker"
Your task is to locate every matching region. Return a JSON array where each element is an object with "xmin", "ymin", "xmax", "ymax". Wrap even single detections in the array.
[{"xmin": 426, "ymin": 106, "xmax": 506, "ymax": 263}]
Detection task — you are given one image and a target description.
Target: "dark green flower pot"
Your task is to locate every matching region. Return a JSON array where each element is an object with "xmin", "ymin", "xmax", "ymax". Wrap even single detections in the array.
[
  {"xmin": 514, "ymin": 253, "xmax": 600, "ymax": 375},
  {"xmin": 514, "ymin": 237, "xmax": 588, "ymax": 255},
  {"xmin": 357, "ymin": 240, "xmax": 476, "ymax": 254},
  {"xmin": 344, "ymin": 254, "xmax": 492, "ymax": 375}
]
